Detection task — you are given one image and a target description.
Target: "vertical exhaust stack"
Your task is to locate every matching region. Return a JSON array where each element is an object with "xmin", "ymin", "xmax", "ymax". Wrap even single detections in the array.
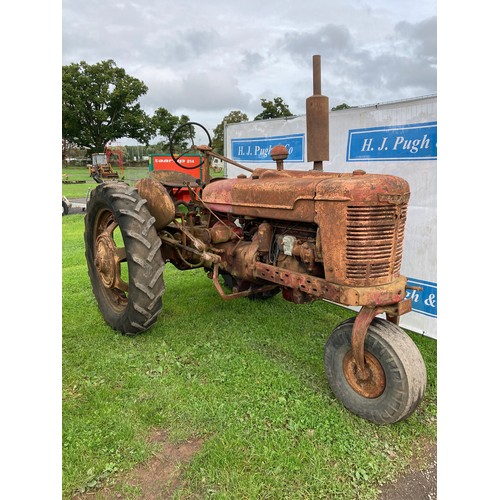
[{"xmin": 306, "ymin": 55, "xmax": 330, "ymax": 171}]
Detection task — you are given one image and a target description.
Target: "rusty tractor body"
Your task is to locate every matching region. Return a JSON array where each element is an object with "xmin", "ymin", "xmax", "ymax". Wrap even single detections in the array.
[{"xmin": 84, "ymin": 56, "xmax": 427, "ymax": 424}]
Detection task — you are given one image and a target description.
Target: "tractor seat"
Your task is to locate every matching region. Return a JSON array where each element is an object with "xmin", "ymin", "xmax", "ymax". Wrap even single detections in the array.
[{"xmin": 150, "ymin": 170, "xmax": 201, "ymax": 188}]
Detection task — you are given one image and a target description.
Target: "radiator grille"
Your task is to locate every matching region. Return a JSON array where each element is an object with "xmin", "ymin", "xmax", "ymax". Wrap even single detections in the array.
[{"xmin": 346, "ymin": 204, "xmax": 407, "ymax": 283}]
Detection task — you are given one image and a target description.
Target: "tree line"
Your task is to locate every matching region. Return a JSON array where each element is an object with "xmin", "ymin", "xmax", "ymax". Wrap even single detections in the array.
[{"xmin": 62, "ymin": 59, "xmax": 349, "ymax": 161}]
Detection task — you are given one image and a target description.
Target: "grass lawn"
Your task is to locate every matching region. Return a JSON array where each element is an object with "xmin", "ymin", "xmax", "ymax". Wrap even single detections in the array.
[
  {"xmin": 62, "ymin": 214, "xmax": 437, "ymax": 499},
  {"xmin": 62, "ymin": 166, "xmax": 150, "ymax": 199}
]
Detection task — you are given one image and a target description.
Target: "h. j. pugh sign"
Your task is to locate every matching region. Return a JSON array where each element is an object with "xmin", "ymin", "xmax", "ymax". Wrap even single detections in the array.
[
  {"xmin": 347, "ymin": 122, "xmax": 437, "ymax": 161},
  {"xmin": 231, "ymin": 134, "xmax": 304, "ymax": 162}
]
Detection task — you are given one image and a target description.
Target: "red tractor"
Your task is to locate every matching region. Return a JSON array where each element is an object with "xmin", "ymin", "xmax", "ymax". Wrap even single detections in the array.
[{"xmin": 84, "ymin": 56, "xmax": 426, "ymax": 424}]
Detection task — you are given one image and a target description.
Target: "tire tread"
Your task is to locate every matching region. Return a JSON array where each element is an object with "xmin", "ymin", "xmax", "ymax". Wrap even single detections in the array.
[{"xmin": 84, "ymin": 182, "xmax": 165, "ymax": 335}]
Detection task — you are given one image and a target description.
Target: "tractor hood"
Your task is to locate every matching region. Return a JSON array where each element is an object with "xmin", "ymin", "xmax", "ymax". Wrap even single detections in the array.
[{"xmin": 202, "ymin": 168, "xmax": 410, "ymax": 222}]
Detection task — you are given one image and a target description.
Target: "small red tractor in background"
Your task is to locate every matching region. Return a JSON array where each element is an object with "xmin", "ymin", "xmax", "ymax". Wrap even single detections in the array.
[{"xmin": 84, "ymin": 56, "xmax": 426, "ymax": 424}]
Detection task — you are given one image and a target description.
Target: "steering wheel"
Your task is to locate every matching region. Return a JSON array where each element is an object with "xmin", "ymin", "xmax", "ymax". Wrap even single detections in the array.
[{"xmin": 169, "ymin": 121, "xmax": 212, "ymax": 170}]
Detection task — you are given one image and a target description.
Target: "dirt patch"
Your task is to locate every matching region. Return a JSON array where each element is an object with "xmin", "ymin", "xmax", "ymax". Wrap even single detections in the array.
[
  {"xmin": 73, "ymin": 430, "xmax": 204, "ymax": 499},
  {"xmin": 72, "ymin": 431, "xmax": 435, "ymax": 499},
  {"xmin": 377, "ymin": 442, "xmax": 437, "ymax": 500}
]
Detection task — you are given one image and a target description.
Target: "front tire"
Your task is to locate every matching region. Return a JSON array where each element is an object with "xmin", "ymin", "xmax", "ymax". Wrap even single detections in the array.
[
  {"xmin": 324, "ymin": 317, "xmax": 426, "ymax": 424},
  {"xmin": 84, "ymin": 182, "xmax": 165, "ymax": 334}
]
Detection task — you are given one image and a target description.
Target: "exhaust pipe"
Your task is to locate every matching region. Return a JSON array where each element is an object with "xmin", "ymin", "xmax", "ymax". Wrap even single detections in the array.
[{"xmin": 306, "ymin": 55, "xmax": 330, "ymax": 171}]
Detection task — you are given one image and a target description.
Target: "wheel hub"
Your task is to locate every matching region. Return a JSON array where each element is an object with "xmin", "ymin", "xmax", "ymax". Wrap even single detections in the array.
[
  {"xmin": 94, "ymin": 233, "xmax": 118, "ymax": 288},
  {"xmin": 343, "ymin": 350, "xmax": 386, "ymax": 398}
]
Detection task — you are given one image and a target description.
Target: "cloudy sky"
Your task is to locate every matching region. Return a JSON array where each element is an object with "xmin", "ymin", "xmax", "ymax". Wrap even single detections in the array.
[{"xmin": 62, "ymin": 0, "xmax": 436, "ymax": 142}]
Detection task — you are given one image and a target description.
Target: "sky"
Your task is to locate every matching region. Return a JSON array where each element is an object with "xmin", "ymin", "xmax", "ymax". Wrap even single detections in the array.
[{"xmin": 62, "ymin": 0, "xmax": 437, "ymax": 144}]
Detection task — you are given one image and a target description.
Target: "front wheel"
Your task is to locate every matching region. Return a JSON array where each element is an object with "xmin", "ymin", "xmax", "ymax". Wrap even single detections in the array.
[
  {"xmin": 324, "ymin": 317, "xmax": 426, "ymax": 424},
  {"xmin": 84, "ymin": 182, "xmax": 165, "ymax": 334}
]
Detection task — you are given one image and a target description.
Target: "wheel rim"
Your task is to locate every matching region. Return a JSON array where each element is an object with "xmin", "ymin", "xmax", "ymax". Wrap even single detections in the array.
[
  {"xmin": 93, "ymin": 209, "xmax": 129, "ymax": 311},
  {"xmin": 343, "ymin": 350, "xmax": 386, "ymax": 399}
]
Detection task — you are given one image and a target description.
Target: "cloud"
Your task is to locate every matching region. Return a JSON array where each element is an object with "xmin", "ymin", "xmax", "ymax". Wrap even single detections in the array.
[
  {"xmin": 62, "ymin": 0, "xmax": 436, "ymax": 133},
  {"xmin": 394, "ymin": 17, "xmax": 437, "ymax": 65},
  {"xmin": 138, "ymin": 69, "xmax": 252, "ymax": 116},
  {"xmin": 280, "ymin": 24, "xmax": 354, "ymax": 59},
  {"xmin": 275, "ymin": 16, "xmax": 437, "ymax": 106}
]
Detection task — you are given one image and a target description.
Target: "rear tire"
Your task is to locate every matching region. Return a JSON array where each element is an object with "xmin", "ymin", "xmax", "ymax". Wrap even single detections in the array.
[
  {"xmin": 84, "ymin": 182, "xmax": 165, "ymax": 334},
  {"xmin": 324, "ymin": 317, "xmax": 427, "ymax": 424}
]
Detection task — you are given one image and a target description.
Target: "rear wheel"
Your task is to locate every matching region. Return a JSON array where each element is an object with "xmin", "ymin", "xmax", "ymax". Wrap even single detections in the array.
[
  {"xmin": 324, "ymin": 317, "xmax": 426, "ymax": 424},
  {"xmin": 84, "ymin": 182, "xmax": 165, "ymax": 334}
]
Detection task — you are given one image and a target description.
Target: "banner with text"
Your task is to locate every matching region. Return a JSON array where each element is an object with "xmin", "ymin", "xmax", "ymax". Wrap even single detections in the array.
[
  {"xmin": 347, "ymin": 122, "xmax": 437, "ymax": 162},
  {"xmin": 406, "ymin": 277, "xmax": 437, "ymax": 318},
  {"xmin": 231, "ymin": 134, "xmax": 304, "ymax": 162}
]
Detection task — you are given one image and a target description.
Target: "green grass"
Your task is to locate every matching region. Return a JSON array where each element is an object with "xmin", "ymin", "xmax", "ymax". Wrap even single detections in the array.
[
  {"xmin": 62, "ymin": 166, "xmax": 150, "ymax": 198},
  {"xmin": 62, "ymin": 215, "xmax": 437, "ymax": 499},
  {"xmin": 62, "ymin": 163, "xmax": 223, "ymax": 199}
]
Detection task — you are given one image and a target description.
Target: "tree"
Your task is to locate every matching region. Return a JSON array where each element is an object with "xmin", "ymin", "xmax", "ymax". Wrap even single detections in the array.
[
  {"xmin": 150, "ymin": 108, "xmax": 192, "ymax": 152},
  {"xmin": 254, "ymin": 97, "xmax": 293, "ymax": 120},
  {"xmin": 212, "ymin": 110, "xmax": 249, "ymax": 154},
  {"xmin": 62, "ymin": 60, "xmax": 153, "ymax": 154},
  {"xmin": 331, "ymin": 103, "xmax": 351, "ymax": 111},
  {"xmin": 62, "ymin": 139, "xmax": 88, "ymax": 165}
]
